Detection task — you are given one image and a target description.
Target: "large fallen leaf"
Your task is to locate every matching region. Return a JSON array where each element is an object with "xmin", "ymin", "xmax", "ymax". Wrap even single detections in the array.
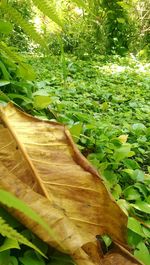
[{"xmin": 0, "ymin": 103, "xmax": 142, "ymax": 265}]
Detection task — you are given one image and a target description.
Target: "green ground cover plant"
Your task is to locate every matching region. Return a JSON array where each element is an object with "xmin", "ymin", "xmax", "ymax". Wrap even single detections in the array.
[
  {"xmin": 0, "ymin": 0, "xmax": 150, "ymax": 264},
  {"xmin": 0, "ymin": 53, "xmax": 150, "ymax": 264}
]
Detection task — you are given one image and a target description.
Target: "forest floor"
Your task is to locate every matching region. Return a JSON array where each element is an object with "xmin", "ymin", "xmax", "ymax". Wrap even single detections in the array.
[{"xmin": 4, "ymin": 54, "xmax": 150, "ymax": 265}]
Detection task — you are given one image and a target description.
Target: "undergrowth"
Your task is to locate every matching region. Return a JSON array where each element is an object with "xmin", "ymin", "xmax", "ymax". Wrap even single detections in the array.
[{"xmin": 0, "ymin": 54, "xmax": 150, "ymax": 265}]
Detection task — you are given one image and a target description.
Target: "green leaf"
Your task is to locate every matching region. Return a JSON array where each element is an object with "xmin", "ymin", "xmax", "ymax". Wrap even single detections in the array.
[
  {"xmin": 123, "ymin": 186, "xmax": 141, "ymax": 201},
  {"xmin": 69, "ymin": 122, "xmax": 82, "ymax": 143},
  {"xmin": 33, "ymin": 89, "xmax": 49, "ymax": 96},
  {"xmin": 132, "ymin": 123, "xmax": 146, "ymax": 134},
  {"xmin": 117, "ymin": 1, "xmax": 131, "ymax": 10},
  {"xmin": 127, "ymin": 217, "xmax": 145, "ymax": 237},
  {"xmin": 101, "ymin": 235, "xmax": 112, "ymax": 248},
  {"xmin": 131, "ymin": 201, "xmax": 150, "ymax": 214},
  {"xmin": 133, "ymin": 170, "xmax": 144, "ymax": 182},
  {"xmin": 9, "ymin": 256, "xmax": 18, "ymax": 265},
  {"xmin": 117, "ymin": 18, "xmax": 125, "ymax": 24},
  {"xmin": 144, "ymin": 175, "xmax": 150, "ymax": 186},
  {"xmin": 0, "ymin": 251, "xmax": 18, "ymax": 265},
  {"xmin": 123, "ymin": 159, "xmax": 140, "ymax": 170},
  {"xmin": 19, "ymin": 250, "xmax": 45, "ymax": 265},
  {"xmin": 123, "ymin": 169, "xmax": 145, "ymax": 182},
  {"xmin": 0, "ymin": 20, "xmax": 13, "ymax": 35},
  {"xmin": 114, "ymin": 144, "xmax": 134, "ymax": 162},
  {"xmin": 0, "ymin": 61, "xmax": 10, "ymax": 80},
  {"xmin": 128, "ymin": 151, "xmax": 135, "ymax": 157},
  {"xmin": 0, "ymin": 80, "xmax": 10, "ymax": 87},
  {"xmin": 8, "ymin": 94, "xmax": 33, "ymax": 104},
  {"xmin": 103, "ymin": 170, "xmax": 118, "ymax": 186},
  {"xmin": 99, "ymin": 162, "xmax": 109, "ymax": 173},
  {"xmin": 112, "ymin": 184, "xmax": 122, "ymax": 200},
  {"xmin": 101, "ymin": 102, "xmax": 109, "ymax": 111},
  {"xmin": 134, "ymin": 242, "xmax": 150, "ymax": 265},
  {"xmin": 127, "ymin": 229, "xmax": 142, "ymax": 247},
  {"xmin": 0, "ymin": 238, "xmax": 20, "ymax": 252},
  {"xmin": 147, "ymin": 195, "xmax": 150, "ymax": 204},
  {"xmin": 122, "ymin": 168, "xmax": 134, "ymax": 177},
  {"xmin": 0, "ymin": 250, "xmax": 10, "ymax": 265},
  {"xmin": 117, "ymin": 199, "xmax": 129, "ymax": 215},
  {"xmin": 134, "ymin": 183, "xmax": 148, "ymax": 198},
  {"xmin": 142, "ymin": 226, "xmax": 150, "ymax": 238},
  {"xmin": 17, "ymin": 64, "xmax": 36, "ymax": 80},
  {"xmin": 33, "ymin": 95, "xmax": 51, "ymax": 109}
]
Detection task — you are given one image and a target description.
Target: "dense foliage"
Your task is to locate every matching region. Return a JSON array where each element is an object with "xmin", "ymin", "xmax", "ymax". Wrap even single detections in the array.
[
  {"xmin": 1, "ymin": 53, "xmax": 150, "ymax": 265},
  {"xmin": 0, "ymin": 0, "xmax": 150, "ymax": 264}
]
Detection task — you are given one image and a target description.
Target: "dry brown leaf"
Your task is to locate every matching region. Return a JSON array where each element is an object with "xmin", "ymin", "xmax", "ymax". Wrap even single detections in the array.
[{"xmin": 0, "ymin": 103, "xmax": 142, "ymax": 265}]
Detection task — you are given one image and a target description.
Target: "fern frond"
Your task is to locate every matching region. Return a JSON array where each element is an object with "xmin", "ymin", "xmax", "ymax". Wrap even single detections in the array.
[
  {"xmin": 0, "ymin": 216, "xmax": 45, "ymax": 256},
  {"xmin": 71, "ymin": 0, "xmax": 87, "ymax": 9},
  {"xmin": 32, "ymin": 0, "xmax": 63, "ymax": 28},
  {"xmin": 0, "ymin": 189, "xmax": 57, "ymax": 244},
  {"xmin": 0, "ymin": 2, "xmax": 46, "ymax": 49},
  {"xmin": 0, "ymin": 42, "xmax": 35, "ymax": 80},
  {"xmin": 0, "ymin": 41, "xmax": 24, "ymax": 64}
]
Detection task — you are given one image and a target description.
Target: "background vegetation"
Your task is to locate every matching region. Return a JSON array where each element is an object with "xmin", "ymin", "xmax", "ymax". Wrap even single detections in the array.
[{"xmin": 0, "ymin": 0, "xmax": 150, "ymax": 264}]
